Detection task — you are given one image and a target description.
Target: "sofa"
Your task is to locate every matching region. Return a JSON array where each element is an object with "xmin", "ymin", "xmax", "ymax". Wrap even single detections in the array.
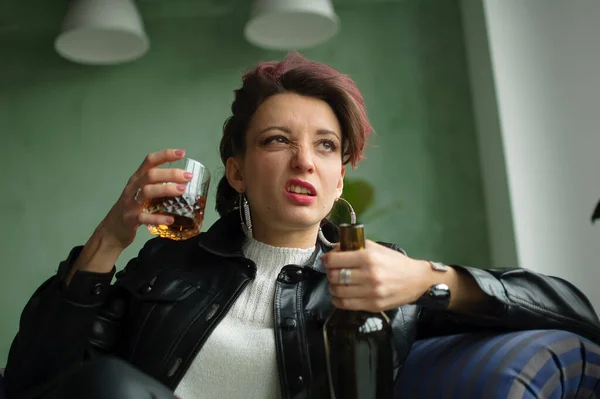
[
  {"xmin": 395, "ymin": 329, "xmax": 600, "ymax": 398},
  {"xmin": 1, "ymin": 329, "xmax": 599, "ymax": 398}
]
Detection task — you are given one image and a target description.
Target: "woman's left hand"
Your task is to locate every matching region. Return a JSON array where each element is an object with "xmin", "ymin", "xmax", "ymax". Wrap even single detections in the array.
[{"xmin": 321, "ymin": 240, "xmax": 433, "ymax": 312}]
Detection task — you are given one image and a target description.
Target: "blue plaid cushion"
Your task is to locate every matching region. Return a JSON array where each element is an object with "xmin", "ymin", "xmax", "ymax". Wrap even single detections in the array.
[{"xmin": 395, "ymin": 330, "xmax": 600, "ymax": 398}]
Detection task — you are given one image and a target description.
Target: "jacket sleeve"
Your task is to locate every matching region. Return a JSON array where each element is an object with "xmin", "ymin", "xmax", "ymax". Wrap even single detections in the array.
[
  {"xmin": 3, "ymin": 246, "xmax": 123, "ymax": 399},
  {"xmin": 416, "ymin": 265, "xmax": 600, "ymax": 343}
]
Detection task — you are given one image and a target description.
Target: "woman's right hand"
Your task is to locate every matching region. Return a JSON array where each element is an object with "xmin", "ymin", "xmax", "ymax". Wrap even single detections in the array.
[
  {"xmin": 68, "ymin": 149, "xmax": 193, "ymax": 282},
  {"xmin": 96, "ymin": 149, "xmax": 194, "ymax": 251}
]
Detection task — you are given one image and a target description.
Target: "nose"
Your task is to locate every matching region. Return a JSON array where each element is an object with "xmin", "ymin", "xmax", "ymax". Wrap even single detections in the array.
[{"xmin": 290, "ymin": 144, "xmax": 315, "ymax": 173}]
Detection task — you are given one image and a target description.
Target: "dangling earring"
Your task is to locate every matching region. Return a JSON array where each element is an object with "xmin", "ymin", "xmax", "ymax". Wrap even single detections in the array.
[
  {"xmin": 239, "ymin": 192, "xmax": 253, "ymax": 238},
  {"xmin": 318, "ymin": 197, "xmax": 356, "ymax": 248}
]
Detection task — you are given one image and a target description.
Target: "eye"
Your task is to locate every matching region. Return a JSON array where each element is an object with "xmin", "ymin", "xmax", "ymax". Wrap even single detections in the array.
[
  {"xmin": 317, "ymin": 139, "xmax": 338, "ymax": 152},
  {"xmin": 261, "ymin": 135, "xmax": 289, "ymax": 146}
]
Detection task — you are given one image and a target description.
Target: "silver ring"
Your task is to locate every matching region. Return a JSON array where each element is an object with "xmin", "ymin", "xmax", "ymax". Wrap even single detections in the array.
[
  {"xmin": 339, "ymin": 268, "xmax": 352, "ymax": 285},
  {"xmin": 134, "ymin": 188, "xmax": 144, "ymax": 205}
]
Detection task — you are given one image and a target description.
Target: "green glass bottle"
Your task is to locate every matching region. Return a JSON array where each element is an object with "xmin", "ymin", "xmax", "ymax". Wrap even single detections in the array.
[{"xmin": 323, "ymin": 223, "xmax": 394, "ymax": 399}]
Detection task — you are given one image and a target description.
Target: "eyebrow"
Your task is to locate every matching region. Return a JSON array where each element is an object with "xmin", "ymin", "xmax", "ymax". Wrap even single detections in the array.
[
  {"xmin": 259, "ymin": 126, "xmax": 291, "ymax": 135},
  {"xmin": 259, "ymin": 126, "xmax": 341, "ymax": 141},
  {"xmin": 316, "ymin": 129, "xmax": 341, "ymax": 141}
]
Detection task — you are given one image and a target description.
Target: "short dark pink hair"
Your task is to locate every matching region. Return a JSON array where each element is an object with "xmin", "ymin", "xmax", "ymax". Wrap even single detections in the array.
[{"xmin": 216, "ymin": 51, "xmax": 372, "ymax": 216}]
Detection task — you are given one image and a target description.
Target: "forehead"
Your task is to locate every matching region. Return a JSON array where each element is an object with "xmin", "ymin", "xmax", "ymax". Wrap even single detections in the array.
[{"xmin": 249, "ymin": 92, "xmax": 341, "ymax": 133}]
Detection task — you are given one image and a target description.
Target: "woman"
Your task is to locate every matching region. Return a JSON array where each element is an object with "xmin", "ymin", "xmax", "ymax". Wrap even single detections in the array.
[{"xmin": 4, "ymin": 53, "xmax": 600, "ymax": 399}]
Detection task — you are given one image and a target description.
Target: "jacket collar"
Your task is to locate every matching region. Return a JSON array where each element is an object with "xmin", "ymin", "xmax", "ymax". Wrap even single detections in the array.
[
  {"xmin": 197, "ymin": 210, "xmax": 339, "ymax": 273},
  {"xmin": 197, "ymin": 210, "xmax": 247, "ymax": 258}
]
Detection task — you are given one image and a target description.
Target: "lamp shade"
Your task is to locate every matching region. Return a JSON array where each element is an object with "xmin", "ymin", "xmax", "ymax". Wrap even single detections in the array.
[
  {"xmin": 54, "ymin": 0, "xmax": 149, "ymax": 65},
  {"xmin": 244, "ymin": 0, "xmax": 339, "ymax": 50}
]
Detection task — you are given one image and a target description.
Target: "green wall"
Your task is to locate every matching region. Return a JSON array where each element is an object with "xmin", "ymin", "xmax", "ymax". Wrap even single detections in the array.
[{"xmin": 0, "ymin": 1, "xmax": 490, "ymax": 366}]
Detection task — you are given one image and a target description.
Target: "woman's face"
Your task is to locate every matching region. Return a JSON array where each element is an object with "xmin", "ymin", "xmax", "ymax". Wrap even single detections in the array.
[{"xmin": 227, "ymin": 92, "xmax": 345, "ymax": 237}]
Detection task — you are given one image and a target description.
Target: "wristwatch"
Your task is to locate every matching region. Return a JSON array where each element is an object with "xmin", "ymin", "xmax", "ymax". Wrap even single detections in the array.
[
  {"xmin": 416, "ymin": 284, "xmax": 451, "ymax": 310},
  {"xmin": 415, "ymin": 261, "xmax": 451, "ymax": 309}
]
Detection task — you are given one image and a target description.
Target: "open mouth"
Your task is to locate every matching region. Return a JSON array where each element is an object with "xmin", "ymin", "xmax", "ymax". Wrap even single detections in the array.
[
  {"xmin": 284, "ymin": 179, "xmax": 318, "ymax": 204},
  {"xmin": 286, "ymin": 184, "xmax": 316, "ymax": 196}
]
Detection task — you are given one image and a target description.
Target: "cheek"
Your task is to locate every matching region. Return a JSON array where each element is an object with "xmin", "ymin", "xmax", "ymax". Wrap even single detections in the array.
[
  {"xmin": 244, "ymin": 152, "xmax": 269, "ymax": 178},
  {"xmin": 322, "ymin": 169, "xmax": 343, "ymax": 196},
  {"xmin": 245, "ymin": 155, "xmax": 284, "ymax": 192}
]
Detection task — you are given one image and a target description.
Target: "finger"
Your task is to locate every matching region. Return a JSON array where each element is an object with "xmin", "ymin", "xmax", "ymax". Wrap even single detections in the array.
[
  {"xmin": 327, "ymin": 268, "xmax": 367, "ymax": 285},
  {"xmin": 137, "ymin": 183, "xmax": 187, "ymax": 203},
  {"xmin": 138, "ymin": 211, "xmax": 175, "ymax": 226},
  {"xmin": 321, "ymin": 240, "xmax": 394, "ymax": 270},
  {"xmin": 139, "ymin": 167, "xmax": 194, "ymax": 186},
  {"xmin": 321, "ymin": 250, "xmax": 367, "ymax": 269},
  {"xmin": 134, "ymin": 149, "xmax": 186, "ymax": 178},
  {"xmin": 328, "ymin": 283, "xmax": 371, "ymax": 299},
  {"xmin": 331, "ymin": 297, "xmax": 382, "ymax": 312}
]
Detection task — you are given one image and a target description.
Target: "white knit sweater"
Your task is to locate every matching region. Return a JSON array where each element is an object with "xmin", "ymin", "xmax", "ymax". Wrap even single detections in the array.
[{"xmin": 174, "ymin": 238, "xmax": 315, "ymax": 399}]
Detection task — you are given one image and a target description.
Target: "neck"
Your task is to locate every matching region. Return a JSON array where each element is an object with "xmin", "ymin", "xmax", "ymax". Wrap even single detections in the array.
[{"xmin": 249, "ymin": 219, "xmax": 319, "ymax": 249}]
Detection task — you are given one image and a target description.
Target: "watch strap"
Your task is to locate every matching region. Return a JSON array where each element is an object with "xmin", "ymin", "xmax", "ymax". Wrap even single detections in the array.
[{"xmin": 430, "ymin": 261, "xmax": 450, "ymax": 272}]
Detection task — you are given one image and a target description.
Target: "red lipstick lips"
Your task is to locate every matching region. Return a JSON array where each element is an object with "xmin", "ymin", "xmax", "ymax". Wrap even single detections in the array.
[{"xmin": 285, "ymin": 179, "xmax": 317, "ymax": 205}]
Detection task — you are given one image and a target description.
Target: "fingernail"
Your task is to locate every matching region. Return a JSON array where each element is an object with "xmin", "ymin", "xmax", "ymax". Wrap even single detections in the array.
[
  {"xmin": 184, "ymin": 172, "xmax": 193, "ymax": 180},
  {"xmin": 175, "ymin": 150, "xmax": 185, "ymax": 157},
  {"xmin": 176, "ymin": 184, "xmax": 186, "ymax": 191},
  {"xmin": 166, "ymin": 217, "xmax": 174, "ymax": 224}
]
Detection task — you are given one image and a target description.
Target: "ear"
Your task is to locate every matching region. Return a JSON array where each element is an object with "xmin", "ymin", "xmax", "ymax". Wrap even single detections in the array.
[
  {"xmin": 226, "ymin": 157, "xmax": 245, "ymax": 193},
  {"xmin": 335, "ymin": 166, "xmax": 345, "ymax": 199}
]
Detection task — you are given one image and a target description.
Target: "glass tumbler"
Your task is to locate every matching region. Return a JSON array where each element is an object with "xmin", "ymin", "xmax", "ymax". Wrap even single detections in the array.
[{"xmin": 143, "ymin": 158, "xmax": 210, "ymax": 240}]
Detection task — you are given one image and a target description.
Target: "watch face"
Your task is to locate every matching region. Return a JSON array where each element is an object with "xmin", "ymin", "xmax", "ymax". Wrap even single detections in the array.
[
  {"xmin": 416, "ymin": 283, "xmax": 451, "ymax": 309},
  {"xmin": 430, "ymin": 261, "xmax": 449, "ymax": 272}
]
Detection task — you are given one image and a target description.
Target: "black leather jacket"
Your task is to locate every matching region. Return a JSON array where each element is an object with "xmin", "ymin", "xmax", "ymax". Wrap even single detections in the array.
[{"xmin": 5, "ymin": 211, "xmax": 600, "ymax": 399}]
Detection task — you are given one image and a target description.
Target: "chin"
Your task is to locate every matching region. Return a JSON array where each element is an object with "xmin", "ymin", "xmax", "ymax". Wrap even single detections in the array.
[{"xmin": 279, "ymin": 207, "xmax": 325, "ymax": 228}]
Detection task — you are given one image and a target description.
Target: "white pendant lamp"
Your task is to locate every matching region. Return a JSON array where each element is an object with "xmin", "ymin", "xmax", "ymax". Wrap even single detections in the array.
[
  {"xmin": 54, "ymin": 0, "xmax": 149, "ymax": 65},
  {"xmin": 245, "ymin": 0, "xmax": 340, "ymax": 50}
]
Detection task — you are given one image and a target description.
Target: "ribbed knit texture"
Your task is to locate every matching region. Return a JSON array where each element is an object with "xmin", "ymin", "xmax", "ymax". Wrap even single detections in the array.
[{"xmin": 174, "ymin": 238, "xmax": 315, "ymax": 399}]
